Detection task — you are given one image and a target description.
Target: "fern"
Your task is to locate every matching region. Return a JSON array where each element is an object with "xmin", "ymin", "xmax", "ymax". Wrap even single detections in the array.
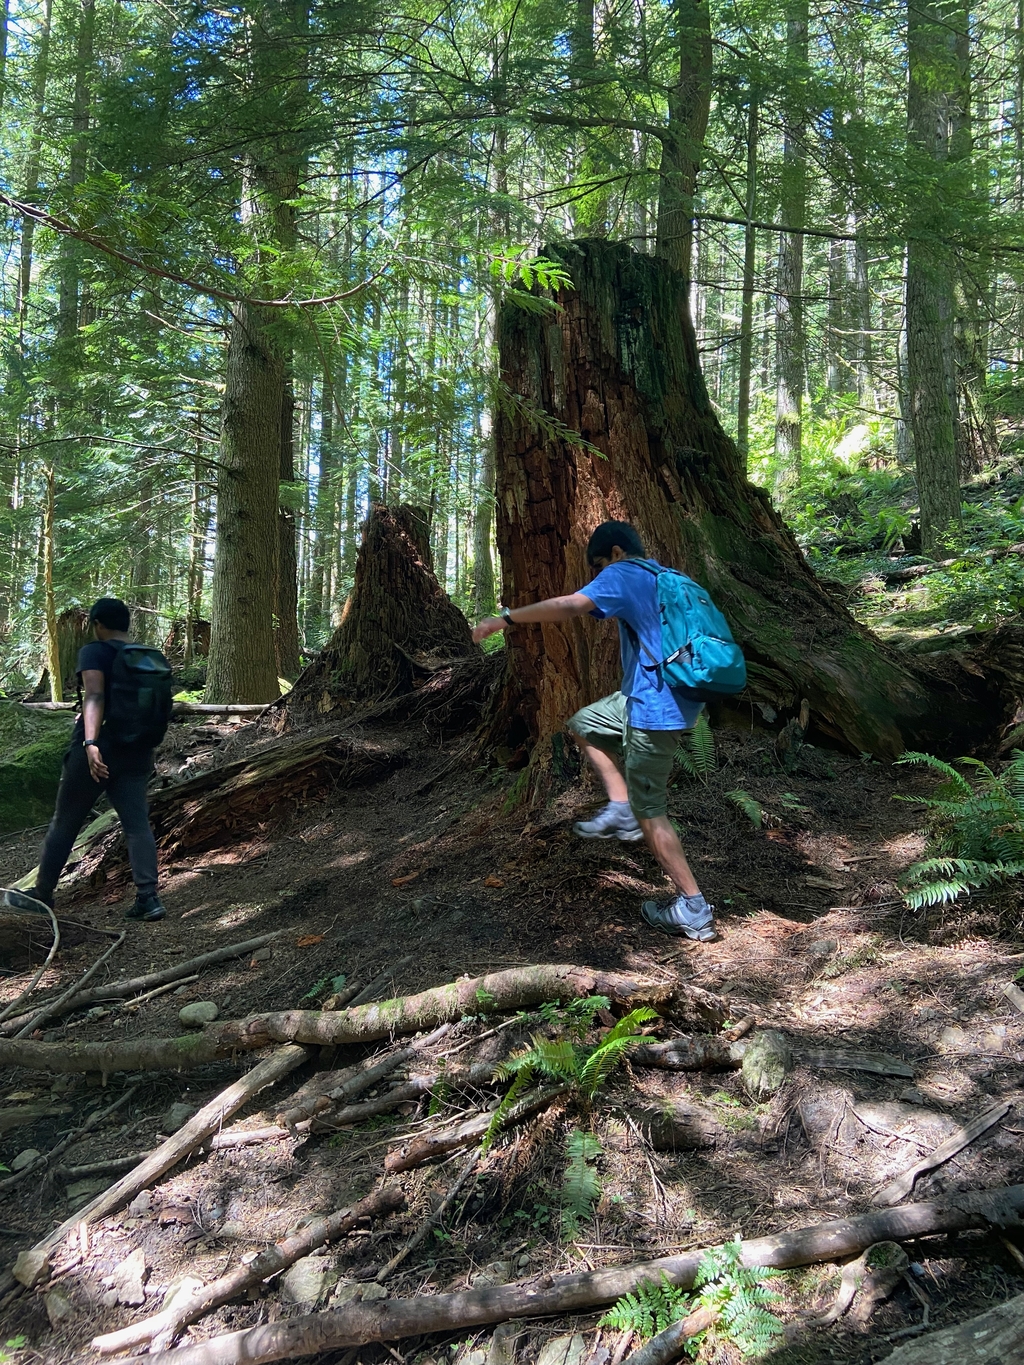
[
  {"xmin": 600, "ymin": 1274, "xmax": 689, "ymax": 1339},
  {"xmin": 727, "ymin": 789, "xmax": 763, "ymax": 828},
  {"xmin": 676, "ymin": 712, "xmax": 717, "ymax": 783},
  {"xmin": 896, "ymin": 750, "xmax": 1024, "ymax": 907},
  {"xmin": 689, "ymin": 1239, "xmax": 783, "ymax": 1359},
  {"xmin": 578, "ymin": 1007, "xmax": 658, "ymax": 1097},
  {"xmin": 560, "ymin": 1130, "xmax": 602, "ymax": 1237}
]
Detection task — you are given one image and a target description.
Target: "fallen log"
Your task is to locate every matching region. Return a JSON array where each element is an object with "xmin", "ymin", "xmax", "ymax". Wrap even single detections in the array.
[
  {"xmin": 634, "ymin": 1034, "xmax": 913, "ymax": 1080},
  {"xmin": 91, "ymin": 1187, "xmax": 405, "ymax": 1356},
  {"xmin": 636, "ymin": 1100, "xmax": 723, "ymax": 1152},
  {"xmin": 884, "ymin": 1290, "xmax": 1024, "ymax": 1363},
  {"xmin": 0, "ymin": 930, "xmax": 283, "ymax": 1036},
  {"xmin": 141, "ymin": 1185, "xmax": 1024, "ymax": 1365},
  {"xmin": 384, "ymin": 1084, "xmax": 567, "ymax": 1173},
  {"xmin": 13, "ymin": 1043, "xmax": 310, "ymax": 1283},
  {"xmin": 621, "ymin": 1308, "xmax": 717, "ymax": 1365},
  {"xmin": 883, "ymin": 542, "xmax": 1024, "ymax": 585},
  {"xmin": 0, "ymin": 965, "xmax": 725, "ymax": 1075}
]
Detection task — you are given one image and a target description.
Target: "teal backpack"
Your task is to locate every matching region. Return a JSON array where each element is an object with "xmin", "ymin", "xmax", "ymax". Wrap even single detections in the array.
[{"xmin": 627, "ymin": 560, "xmax": 746, "ymax": 701}]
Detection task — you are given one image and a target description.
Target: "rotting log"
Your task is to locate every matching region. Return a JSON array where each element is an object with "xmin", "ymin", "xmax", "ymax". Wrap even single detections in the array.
[
  {"xmin": 883, "ymin": 1290, "xmax": 1024, "ymax": 1363},
  {"xmin": 91, "ymin": 1188, "xmax": 405, "ymax": 1356},
  {"xmin": 489, "ymin": 238, "xmax": 1000, "ymax": 794},
  {"xmin": 140, "ymin": 1185, "xmax": 1024, "ymax": 1365},
  {"xmin": 0, "ymin": 965, "xmax": 725, "ymax": 1075},
  {"xmin": 291, "ymin": 505, "xmax": 478, "ymax": 711}
]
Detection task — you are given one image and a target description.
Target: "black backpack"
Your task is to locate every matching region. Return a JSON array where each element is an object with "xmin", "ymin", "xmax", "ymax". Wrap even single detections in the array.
[{"xmin": 103, "ymin": 642, "xmax": 174, "ymax": 747}]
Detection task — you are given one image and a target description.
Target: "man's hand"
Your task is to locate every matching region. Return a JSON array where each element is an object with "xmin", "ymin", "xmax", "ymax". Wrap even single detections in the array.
[
  {"xmin": 472, "ymin": 616, "xmax": 507, "ymax": 644},
  {"xmin": 86, "ymin": 745, "xmax": 109, "ymax": 783}
]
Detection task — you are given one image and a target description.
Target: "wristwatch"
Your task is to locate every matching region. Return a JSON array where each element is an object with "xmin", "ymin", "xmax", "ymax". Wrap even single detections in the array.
[
  {"xmin": 84, "ymin": 740, "xmax": 100, "ymax": 749},
  {"xmin": 498, "ymin": 606, "xmax": 514, "ymax": 626}
]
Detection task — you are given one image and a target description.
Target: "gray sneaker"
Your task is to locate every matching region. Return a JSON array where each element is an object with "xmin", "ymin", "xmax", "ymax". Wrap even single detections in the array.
[
  {"xmin": 640, "ymin": 892, "xmax": 717, "ymax": 941},
  {"xmin": 4, "ymin": 887, "xmax": 53, "ymax": 915},
  {"xmin": 573, "ymin": 802, "xmax": 644, "ymax": 842}
]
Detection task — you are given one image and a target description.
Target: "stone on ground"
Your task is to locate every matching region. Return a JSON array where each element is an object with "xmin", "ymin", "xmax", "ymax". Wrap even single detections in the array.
[
  {"xmin": 178, "ymin": 1001, "xmax": 219, "ymax": 1028},
  {"xmin": 536, "ymin": 1333, "xmax": 587, "ymax": 1365}
]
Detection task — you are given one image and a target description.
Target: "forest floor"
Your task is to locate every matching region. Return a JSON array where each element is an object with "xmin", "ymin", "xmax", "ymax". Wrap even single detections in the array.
[{"xmin": 0, "ymin": 700, "xmax": 1022, "ymax": 1365}]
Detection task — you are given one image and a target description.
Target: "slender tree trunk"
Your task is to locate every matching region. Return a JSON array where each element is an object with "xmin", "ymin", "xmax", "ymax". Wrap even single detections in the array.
[
  {"xmin": 206, "ymin": 303, "xmax": 283, "ymax": 703},
  {"xmin": 17, "ymin": 0, "xmax": 52, "ymax": 346},
  {"xmin": 43, "ymin": 465, "xmax": 61, "ymax": 703},
  {"xmin": 774, "ymin": 0, "xmax": 808, "ymax": 494},
  {"xmin": 57, "ymin": 0, "xmax": 94, "ymax": 344},
  {"xmin": 906, "ymin": 0, "xmax": 964, "ymax": 551},
  {"xmin": 826, "ymin": 200, "xmax": 847, "ymax": 394},
  {"xmin": 850, "ymin": 220, "xmax": 874, "ymax": 406},
  {"xmin": 276, "ymin": 367, "xmax": 301, "ymax": 679},
  {"xmin": 471, "ymin": 407, "xmax": 496, "ymax": 615},
  {"xmin": 654, "ymin": 0, "xmax": 711, "ymax": 285},
  {"xmin": 736, "ymin": 96, "xmax": 758, "ymax": 465}
]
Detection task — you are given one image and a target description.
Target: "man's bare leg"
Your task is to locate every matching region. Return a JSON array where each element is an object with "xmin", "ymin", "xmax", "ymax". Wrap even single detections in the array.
[
  {"xmin": 576, "ymin": 737, "xmax": 629, "ymax": 803},
  {"xmin": 637, "ymin": 815, "xmax": 701, "ymax": 897}
]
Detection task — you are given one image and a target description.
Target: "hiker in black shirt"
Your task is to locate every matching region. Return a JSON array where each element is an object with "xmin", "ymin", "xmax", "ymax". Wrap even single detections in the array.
[{"xmin": 5, "ymin": 598, "xmax": 167, "ymax": 922}]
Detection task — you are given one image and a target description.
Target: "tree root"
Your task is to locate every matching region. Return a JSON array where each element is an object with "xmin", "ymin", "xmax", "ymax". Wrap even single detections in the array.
[
  {"xmin": 0, "ymin": 965, "xmax": 726, "ymax": 1075},
  {"xmin": 139, "ymin": 1184, "xmax": 1024, "ymax": 1365},
  {"xmin": 91, "ymin": 1187, "xmax": 404, "ymax": 1355}
]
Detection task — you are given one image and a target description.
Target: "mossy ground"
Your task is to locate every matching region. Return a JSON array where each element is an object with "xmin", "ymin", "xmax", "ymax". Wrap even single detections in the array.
[{"xmin": 0, "ymin": 701, "xmax": 73, "ymax": 833}]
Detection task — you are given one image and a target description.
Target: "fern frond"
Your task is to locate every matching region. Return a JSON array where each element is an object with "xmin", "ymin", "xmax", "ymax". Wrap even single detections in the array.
[
  {"xmin": 687, "ymin": 712, "xmax": 717, "ymax": 778},
  {"xmin": 896, "ymin": 751, "xmax": 974, "ymax": 795},
  {"xmin": 599, "ymin": 1274, "xmax": 688, "ymax": 1338},
  {"xmin": 727, "ymin": 789, "xmax": 763, "ymax": 828},
  {"xmin": 560, "ymin": 1129, "xmax": 602, "ymax": 1238},
  {"xmin": 482, "ymin": 1065, "xmax": 534, "ymax": 1150}
]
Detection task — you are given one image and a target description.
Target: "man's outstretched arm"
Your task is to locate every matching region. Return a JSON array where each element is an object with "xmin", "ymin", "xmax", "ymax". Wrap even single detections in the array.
[{"xmin": 472, "ymin": 592, "xmax": 595, "ymax": 643}]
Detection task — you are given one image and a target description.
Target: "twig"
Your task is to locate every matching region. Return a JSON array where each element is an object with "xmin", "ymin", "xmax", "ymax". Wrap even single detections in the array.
[
  {"xmin": 1002, "ymin": 1235, "xmax": 1024, "ymax": 1275},
  {"xmin": 346, "ymin": 955, "xmax": 415, "ymax": 1008},
  {"xmin": 443, "ymin": 1014, "xmax": 523, "ymax": 1058},
  {"xmin": 9, "ymin": 931, "xmax": 127, "ymax": 1039},
  {"xmin": 0, "ymin": 904, "xmax": 60, "ymax": 1025},
  {"xmin": 122, "ymin": 975, "xmax": 200, "ymax": 1008},
  {"xmin": 872, "ymin": 1100, "xmax": 1012, "ymax": 1206},
  {"xmin": 376, "ymin": 1146, "xmax": 481, "ymax": 1284},
  {"xmin": 92, "ymin": 1188, "xmax": 405, "ymax": 1355},
  {"xmin": 0, "ymin": 1086, "xmax": 138, "ymax": 1198}
]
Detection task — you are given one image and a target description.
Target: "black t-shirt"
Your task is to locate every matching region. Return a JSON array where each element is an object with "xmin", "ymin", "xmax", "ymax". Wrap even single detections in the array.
[{"xmin": 74, "ymin": 641, "xmax": 154, "ymax": 778}]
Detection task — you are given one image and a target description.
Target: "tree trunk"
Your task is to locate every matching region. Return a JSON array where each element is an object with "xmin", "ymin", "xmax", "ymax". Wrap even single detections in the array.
[
  {"xmin": 205, "ymin": 303, "xmax": 283, "ymax": 703},
  {"xmin": 42, "ymin": 465, "xmax": 61, "ymax": 703},
  {"xmin": 292, "ymin": 505, "xmax": 477, "ymax": 709},
  {"xmin": 276, "ymin": 368, "xmax": 301, "ymax": 679},
  {"xmin": 472, "ymin": 407, "xmax": 496, "ymax": 614},
  {"xmin": 774, "ymin": 0, "xmax": 808, "ymax": 494},
  {"xmin": 736, "ymin": 96, "xmax": 758, "ymax": 466},
  {"xmin": 653, "ymin": 0, "xmax": 711, "ymax": 283},
  {"xmin": 906, "ymin": 0, "xmax": 965, "ymax": 551},
  {"xmin": 490, "ymin": 239, "xmax": 991, "ymax": 790}
]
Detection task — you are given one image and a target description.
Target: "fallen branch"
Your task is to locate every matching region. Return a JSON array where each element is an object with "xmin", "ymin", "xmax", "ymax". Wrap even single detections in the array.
[
  {"xmin": 0, "ymin": 905, "xmax": 60, "ymax": 1025},
  {"xmin": 634, "ymin": 1034, "xmax": 913, "ymax": 1079},
  {"xmin": 0, "ymin": 965, "xmax": 725, "ymax": 1075},
  {"xmin": 14, "ymin": 1043, "xmax": 310, "ymax": 1282},
  {"xmin": 375, "ymin": 1147, "xmax": 480, "ymax": 1284},
  {"xmin": 0, "ymin": 930, "xmax": 280, "ymax": 1037},
  {"xmin": 872, "ymin": 1100, "xmax": 1011, "ymax": 1206},
  {"xmin": 384, "ymin": 1085, "xmax": 567, "ymax": 1173},
  {"xmin": 621, "ymin": 1308, "xmax": 717, "ymax": 1364},
  {"xmin": 91, "ymin": 1188, "xmax": 405, "ymax": 1356},
  {"xmin": 883, "ymin": 542, "xmax": 1024, "ymax": 584},
  {"xmin": 276, "ymin": 1023, "xmax": 449, "ymax": 1131},
  {"xmin": 0, "ymin": 1104, "xmax": 70, "ymax": 1135},
  {"xmin": 797, "ymin": 1047, "xmax": 914, "ymax": 1078},
  {"xmin": 345, "ymin": 955, "xmax": 416, "ymax": 1008},
  {"xmin": 142, "ymin": 1185, "xmax": 1024, "ymax": 1365}
]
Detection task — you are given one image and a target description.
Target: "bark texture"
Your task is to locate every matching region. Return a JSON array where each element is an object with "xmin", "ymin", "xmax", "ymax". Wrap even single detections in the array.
[
  {"xmin": 292, "ymin": 505, "xmax": 477, "ymax": 708},
  {"xmin": 143, "ymin": 1186, "xmax": 1024, "ymax": 1365},
  {"xmin": 884, "ymin": 1291, "xmax": 1024, "ymax": 1364},
  {"xmin": 491, "ymin": 238, "xmax": 990, "ymax": 781}
]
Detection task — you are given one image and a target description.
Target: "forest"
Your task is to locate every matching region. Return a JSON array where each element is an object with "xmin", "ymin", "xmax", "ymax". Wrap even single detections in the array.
[{"xmin": 0, "ymin": 0, "xmax": 1023, "ymax": 1363}]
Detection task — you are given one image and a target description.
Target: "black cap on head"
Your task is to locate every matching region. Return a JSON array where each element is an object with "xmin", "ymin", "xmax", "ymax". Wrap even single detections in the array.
[
  {"xmin": 89, "ymin": 597, "xmax": 130, "ymax": 631},
  {"xmin": 586, "ymin": 520, "xmax": 645, "ymax": 566}
]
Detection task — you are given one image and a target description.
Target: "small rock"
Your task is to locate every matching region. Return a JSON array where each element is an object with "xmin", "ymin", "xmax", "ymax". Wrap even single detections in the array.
[
  {"xmin": 11, "ymin": 1148, "xmax": 40, "ymax": 1172},
  {"xmin": 219, "ymin": 1219, "xmax": 246, "ymax": 1239},
  {"xmin": 741, "ymin": 1029, "xmax": 793, "ymax": 1100},
  {"xmin": 66, "ymin": 1177, "xmax": 109, "ymax": 1209},
  {"xmin": 250, "ymin": 946, "xmax": 273, "ymax": 963},
  {"xmin": 162, "ymin": 1275, "xmax": 203, "ymax": 1312},
  {"xmin": 44, "ymin": 1284, "xmax": 77, "ymax": 1328},
  {"xmin": 900, "ymin": 1087, "xmax": 925, "ymax": 1104},
  {"xmin": 179, "ymin": 1000, "xmax": 219, "ymax": 1028},
  {"xmin": 127, "ymin": 1190, "xmax": 153, "ymax": 1217},
  {"xmin": 100, "ymin": 1289, "xmax": 119, "ymax": 1308},
  {"xmin": 807, "ymin": 939, "xmax": 838, "ymax": 956},
  {"xmin": 279, "ymin": 1255, "xmax": 335, "ymax": 1307},
  {"xmin": 537, "ymin": 1334, "xmax": 587, "ymax": 1365},
  {"xmin": 13, "ymin": 1247, "xmax": 49, "ymax": 1288},
  {"xmin": 332, "ymin": 1282, "xmax": 363, "ymax": 1306},
  {"xmin": 938, "ymin": 1023, "xmax": 1006, "ymax": 1054},
  {"xmin": 110, "ymin": 1248, "xmax": 148, "ymax": 1306},
  {"xmin": 515, "ymin": 1252, "xmax": 532, "ymax": 1269},
  {"xmin": 458, "ymin": 1352, "xmax": 487, "ymax": 1365},
  {"xmin": 173, "ymin": 984, "xmax": 192, "ymax": 997},
  {"xmin": 488, "ymin": 1322, "xmax": 524, "ymax": 1365},
  {"xmin": 163, "ymin": 1102, "xmax": 197, "ymax": 1132},
  {"xmin": 361, "ymin": 1282, "xmax": 388, "ymax": 1301}
]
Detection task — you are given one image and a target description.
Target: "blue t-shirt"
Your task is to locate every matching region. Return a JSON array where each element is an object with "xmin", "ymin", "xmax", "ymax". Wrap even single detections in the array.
[{"xmin": 580, "ymin": 559, "xmax": 703, "ymax": 732}]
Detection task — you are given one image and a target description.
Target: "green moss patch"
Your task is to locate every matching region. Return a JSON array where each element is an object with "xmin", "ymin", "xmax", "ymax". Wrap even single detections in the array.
[{"xmin": 0, "ymin": 702, "xmax": 73, "ymax": 833}]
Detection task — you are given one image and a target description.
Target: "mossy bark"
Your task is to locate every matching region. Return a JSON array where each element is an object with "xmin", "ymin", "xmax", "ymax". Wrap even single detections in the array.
[{"xmin": 491, "ymin": 239, "xmax": 990, "ymax": 785}]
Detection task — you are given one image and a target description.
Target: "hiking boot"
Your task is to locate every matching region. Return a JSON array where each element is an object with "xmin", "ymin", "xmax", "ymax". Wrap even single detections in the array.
[
  {"xmin": 3, "ymin": 887, "xmax": 53, "ymax": 915},
  {"xmin": 573, "ymin": 801, "xmax": 644, "ymax": 842},
  {"xmin": 640, "ymin": 892, "xmax": 717, "ymax": 941},
  {"xmin": 125, "ymin": 893, "xmax": 166, "ymax": 923}
]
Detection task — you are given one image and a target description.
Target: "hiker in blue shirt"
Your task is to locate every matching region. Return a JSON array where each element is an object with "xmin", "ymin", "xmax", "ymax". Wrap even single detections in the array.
[{"xmin": 472, "ymin": 521, "xmax": 716, "ymax": 942}]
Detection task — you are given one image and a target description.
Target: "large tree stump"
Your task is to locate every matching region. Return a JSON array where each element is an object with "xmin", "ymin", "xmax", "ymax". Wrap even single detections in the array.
[
  {"xmin": 292, "ymin": 505, "xmax": 478, "ymax": 710},
  {"xmin": 491, "ymin": 239, "xmax": 993, "ymax": 788}
]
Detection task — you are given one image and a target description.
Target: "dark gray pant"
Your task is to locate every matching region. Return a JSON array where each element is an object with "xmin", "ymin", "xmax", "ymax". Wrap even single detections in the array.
[{"xmin": 37, "ymin": 744, "xmax": 158, "ymax": 900}]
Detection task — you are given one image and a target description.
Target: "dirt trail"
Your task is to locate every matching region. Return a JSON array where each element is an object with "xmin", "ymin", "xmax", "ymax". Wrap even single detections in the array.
[{"xmin": 0, "ymin": 714, "xmax": 1022, "ymax": 1364}]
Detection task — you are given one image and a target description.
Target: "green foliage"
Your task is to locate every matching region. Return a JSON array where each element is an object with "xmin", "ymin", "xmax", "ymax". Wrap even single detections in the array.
[
  {"xmin": 600, "ymin": 1273, "xmax": 689, "ymax": 1338},
  {"xmin": 0, "ymin": 1338, "xmax": 26, "ymax": 1364},
  {"xmin": 727, "ymin": 789, "xmax": 763, "ymax": 828},
  {"xmin": 0, "ymin": 722, "xmax": 75, "ymax": 833},
  {"xmin": 896, "ymin": 750, "xmax": 1024, "ymax": 907},
  {"xmin": 298, "ymin": 972, "xmax": 347, "ymax": 1005},
  {"xmin": 689, "ymin": 1239, "xmax": 784, "ymax": 1358},
  {"xmin": 676, "ymin": 713, "xmax": 717, "ymax": 783},
  {"xmin": 560, "ymin": 1129, "xmax": 602, "ymax": 1237}
]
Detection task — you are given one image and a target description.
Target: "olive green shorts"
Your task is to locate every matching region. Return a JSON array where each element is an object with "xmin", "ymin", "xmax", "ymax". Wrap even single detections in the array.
[{"xmin": 567, "ymin": 691, "xmax": 682, "ymax": 820}]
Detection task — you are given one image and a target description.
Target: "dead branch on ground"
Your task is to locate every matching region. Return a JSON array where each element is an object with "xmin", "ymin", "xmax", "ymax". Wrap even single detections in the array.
[
  {"xmin": 140, "ymin": 1185, "xmax": 1024, "ymax": 1365},
  {"xmin": 872, "ymin": 1101, "xmax": 1011, "ymax": 1206},
  {"xmin": 384, "ymin": 1084, "xmax": 567, "ymax": 1173},
  {"xmin": 376, "ymin": 1147, "xmax": 480, "ymax": 1284},
  {"xmin": 621, "ymin": 1308, "xmax": 718, "ymax": 1364}
]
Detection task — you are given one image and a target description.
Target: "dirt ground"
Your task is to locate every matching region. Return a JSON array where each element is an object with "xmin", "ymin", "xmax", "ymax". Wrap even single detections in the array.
[{"xmin": 0, "ymin": 705, "xmax": 1022, "ymax": 1365}]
